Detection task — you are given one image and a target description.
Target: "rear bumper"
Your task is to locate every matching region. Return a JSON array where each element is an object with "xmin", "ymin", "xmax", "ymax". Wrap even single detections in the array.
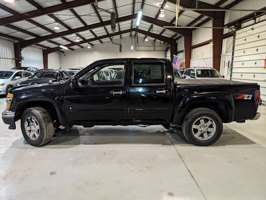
[
  {"xmin": 252, "ymin": 112, "xmax": 261, "ymax": 120},
  {"xmin": 2, "ymin": 109, "xmax": 16, "ymax": 129}
]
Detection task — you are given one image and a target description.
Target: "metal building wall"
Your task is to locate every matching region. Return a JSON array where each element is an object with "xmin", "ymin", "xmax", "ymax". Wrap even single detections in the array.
[
  {"xmin": 231, "ymin": 18, "xmax": 266, "ymax": 100},
  {"xmin": 0, "ymin": 38, "xmax": 15, "ymax": 70}
]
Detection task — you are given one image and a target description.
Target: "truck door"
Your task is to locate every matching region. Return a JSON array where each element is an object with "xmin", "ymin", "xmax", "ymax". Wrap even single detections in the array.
[
  {"xmin": 128, "ymin": 60, "xmax": 173, "ymax": 123},
  {"xmin": 64, "ymin": 61, "xmax": 128, "ymax": 124}
]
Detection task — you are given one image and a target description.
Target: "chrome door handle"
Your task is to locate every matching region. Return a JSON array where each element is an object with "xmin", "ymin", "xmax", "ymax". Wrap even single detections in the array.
[
  {"xmin": 110, "ymin": 90, "xmax": 124, "ymax": 96},
  {"xmin": 156, "ymin": 89, "xmax": 167, "ymax": 94}
]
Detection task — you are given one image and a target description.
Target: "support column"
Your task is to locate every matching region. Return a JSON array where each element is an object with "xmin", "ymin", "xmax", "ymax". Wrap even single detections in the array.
[
  {"xmin": 212, "ymin": 15, "xmax": 225, "ymax": 72},
  {"xmin": 184, "ymin": 31, "xmax": 192, "ymax": 68},
  {"xmin": 14, "ymin": 43, "xmax": 22, "ymax": 68},
  {"xmin": 170, "ymin": 41, "xmax": 177, "ymax": 62},
  {"xmin": 43, "ymin": 50, "xmax": 48, "ymax": 69}
]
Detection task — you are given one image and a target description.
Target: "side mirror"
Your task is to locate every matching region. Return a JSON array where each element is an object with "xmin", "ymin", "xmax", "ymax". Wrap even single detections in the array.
[
  {"xmin": 70, "ymin": 77, "xmax": 78, "ymax": 88},
  {"xmin": 221, "ymin": 75, "xmax": 225, "ymax": 78}
]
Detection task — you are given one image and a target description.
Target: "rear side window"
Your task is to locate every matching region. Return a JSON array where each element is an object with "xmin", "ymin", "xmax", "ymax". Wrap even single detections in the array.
[{"xmin": 132, "ymin": 63, "xmax": 164, "ymax": 85}]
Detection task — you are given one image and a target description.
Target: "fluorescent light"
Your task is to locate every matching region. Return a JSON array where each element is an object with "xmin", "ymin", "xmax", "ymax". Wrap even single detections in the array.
[
  {"xmin": 87, "ymin": 45, "xmax": 91, "ymax": 49},
  {"xmin": 136, "ymin": 10, "xmax": 143, "ymax": 26},
  {"xmin": 145, "ymin": 38, "xmax": 149, "ymax": 42},
  {"xmin": 130, "ymin": 45, "xmax": 134, "ymax": 50},
  {"xmin": 59, "ymin": 45, "xmax": 68, "ymax": 50},
  {"xmin": 75, "ymin": 37, "xmax": 80, "ymax": 42},
  {"xmin": 4, "ymin": 0, "xmax": 14, "ymax": 2}
]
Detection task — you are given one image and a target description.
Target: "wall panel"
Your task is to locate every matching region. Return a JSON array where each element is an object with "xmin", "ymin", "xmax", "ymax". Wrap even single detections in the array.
[{"xmin": 0, "ymin": 38, "xmax": 15, "ymax": 69}]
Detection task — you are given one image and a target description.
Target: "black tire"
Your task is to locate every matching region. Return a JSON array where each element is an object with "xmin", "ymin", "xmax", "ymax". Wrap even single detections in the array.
[
  {"xmin": 21, "ymin": 107, "xmax": 55, "ymax": 146},
  {"xmin": 6, "ymin": 85, "xmax": 13, "ymax": 94},
  {"xmin": 162, "ymin": 124, "xmax": 170, "ymax": 129},
  {"xmin": 182, "ymin": 108, "xmax": 223, "ymax": 146}
]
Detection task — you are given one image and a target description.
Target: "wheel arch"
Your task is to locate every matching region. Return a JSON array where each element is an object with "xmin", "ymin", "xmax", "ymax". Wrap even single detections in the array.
[
  {"xmin": 15, "ymin": 100, "xmax": 63, "ymax": 127},
  {"xmin": 173, "ymin": 96, "xmax": 233, "ymax": 125}
]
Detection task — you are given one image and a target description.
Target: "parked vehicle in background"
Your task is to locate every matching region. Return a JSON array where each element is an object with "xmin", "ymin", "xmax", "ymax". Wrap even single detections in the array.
[
  {"xmin": 0, "ymin": 70, "xmax": 33, "ymax": 95},
  {"xmin": 18, "ymin": 69, "xmax": 71, "ymax": 86},
  {"xmin": 183, "ymin": 68, "xmax": 223, "ymax": 79},
  {"xmin": 62, "ymin": 68, "xmax": 83, "ymax": 76},
  {"xmin": 12, "ymin": 66, "xmax": 39, "ymax": 73}
]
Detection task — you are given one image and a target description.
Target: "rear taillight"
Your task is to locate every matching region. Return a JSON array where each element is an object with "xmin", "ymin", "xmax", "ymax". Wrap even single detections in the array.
[{"xmin": 255, "ymin": 90, "xmax": 260, "ymax": 108}]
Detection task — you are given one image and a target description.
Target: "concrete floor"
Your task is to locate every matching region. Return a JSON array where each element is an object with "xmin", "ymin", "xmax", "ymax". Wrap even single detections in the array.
[{"xmin": 0, "ymin": 97, "xmax": 266, "ymax": 200}]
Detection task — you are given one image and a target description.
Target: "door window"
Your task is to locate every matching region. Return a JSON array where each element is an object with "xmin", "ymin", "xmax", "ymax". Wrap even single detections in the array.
[
  {"xmin": 132, "ymin": 63, "xmax": 164, "ymax": 85},
  {"xmin": 78, "ymin": 64, "xmax": 125, "ymax": 87}
]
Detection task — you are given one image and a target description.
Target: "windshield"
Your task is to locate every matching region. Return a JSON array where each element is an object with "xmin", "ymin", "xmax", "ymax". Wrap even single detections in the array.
[
  {"xmin": 196, "ymin": 69, "xmax": 220, "ymax": 78},
  {"xmin": 0, "ymin": 71, "xmax": 14, "ymax": 79},
  {"xmin": 31, "ymin": 71, "xmax": 58, "ymax": 79}
]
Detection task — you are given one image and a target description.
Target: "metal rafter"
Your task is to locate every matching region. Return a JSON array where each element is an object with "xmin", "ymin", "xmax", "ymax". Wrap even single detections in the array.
[
  {"xmin": 91, "ymin": 3, "xmax": 112, "ymax": 42},
  {"xmin": 0, "ymin": 0, "xmax": 101, "ymax": 26},
  {"xmin": 45, "ymin": 28, "xmax": 174, "ymax": 54},
  {"xmin": 0, "ymin": 2, "xmax": 74, "ymax": 49},
  {"xmin": 144, "ymin": 0, "xmax": 167, "ymax": 41},
  {"xmin": 60, "ymin": 0, "xmax": 103, "ymax": 44},
  {"xmin": 20, "ymin": 14, "xmax": 135, "ymax": 48},
  {"xmin": 25, "ymin": 0, "xmax": 84, "ymax": 49},
  {"xmin": 112, "ymin": 0, "xmax": 122, "ymax": 39},
  {"xmin": 130, "ymin": 0, "xmax": 136, "ymax": 37}
]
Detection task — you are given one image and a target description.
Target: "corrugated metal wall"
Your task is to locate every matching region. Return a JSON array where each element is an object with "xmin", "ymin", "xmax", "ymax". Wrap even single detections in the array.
[
  {"xmin": 232, "ymin": 18, "xmax": 266, "ymax": 100},
  {"xmin": 0, "ymin": 38, "xmax": 15, "ymax": 70},
  {"xmin": 22, "ymin": 47, "xmax": 43, "ymax": 69}
]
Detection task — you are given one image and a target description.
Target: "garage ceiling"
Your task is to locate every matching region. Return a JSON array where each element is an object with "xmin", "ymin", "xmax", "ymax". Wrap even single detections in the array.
[{"xmin": 0, "ymin": 0, "xmax": 243, "ymax": 53}]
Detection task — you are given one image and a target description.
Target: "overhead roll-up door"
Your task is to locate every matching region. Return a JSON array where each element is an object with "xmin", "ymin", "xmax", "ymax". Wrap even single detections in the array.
[{"xmin": 231, "ymin": 20, "xmax": 266, "ymax": 101}]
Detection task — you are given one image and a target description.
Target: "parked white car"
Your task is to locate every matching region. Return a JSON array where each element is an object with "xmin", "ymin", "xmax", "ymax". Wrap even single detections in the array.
[
  {"xmin": 0, "ymin": 70, "xmax": 33, "ymax": 95},
  {"xmin": 183, "ymin": 68, "xmax": 223, "ymax": 79}
]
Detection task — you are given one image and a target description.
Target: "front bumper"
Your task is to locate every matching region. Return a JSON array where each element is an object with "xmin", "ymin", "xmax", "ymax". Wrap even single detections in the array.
[
  {"xmin": 2, "ymin": 109, "xmax": 16, "ymax": 129},
  {"xmin": 252, "ymin": 112, "xmax": 261, "ymax": 120}
]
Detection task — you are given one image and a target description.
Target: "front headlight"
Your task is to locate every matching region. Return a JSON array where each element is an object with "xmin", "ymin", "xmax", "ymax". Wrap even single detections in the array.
[{"xmin": 6, "ymin": 93, "xmax": 13, "ymax": 110}]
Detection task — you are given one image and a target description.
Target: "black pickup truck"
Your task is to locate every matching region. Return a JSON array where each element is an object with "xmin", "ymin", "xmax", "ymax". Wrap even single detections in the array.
[{"xmin": 2, "ymin": 58, "xmax": 260, "ymax": 146}]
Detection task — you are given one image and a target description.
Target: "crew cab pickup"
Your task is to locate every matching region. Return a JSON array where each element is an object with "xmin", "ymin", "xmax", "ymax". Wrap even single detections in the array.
[{"xmin": 2, "ymin": 58, "xmax": 261, "ymax": 146}]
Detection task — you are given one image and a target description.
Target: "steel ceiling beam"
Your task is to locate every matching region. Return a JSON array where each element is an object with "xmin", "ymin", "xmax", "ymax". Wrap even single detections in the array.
[
  {"xmin": 0, "ymin": 2, "xmax": 75, "ymax": 49},
  {"xmin": 20, "ymin": 14, "xmax": 136, "ymax": 48},
  {"xmin": 91, "ymin": 3, "xmax": 113, "ymax": 42},
  {"xmin": 167, "ymin": 0, "xmax": 224, "ymax": 18},
  {"xmin": 112, "ymin": 0, "xmax": 122, "ymax": 39},
  {"xmin": 45, "ymin": 28, "xmax": 175, "ymax": 54},
  {"xmin": 25, "ymin": 0, "xmax": 84, "ymax": 49},
  {"xmin": 130, "ymin": 0, "xmax": 136, "ymax": 37},
  {"xmin": 0, "ymin": 0, "xmax": 101, "ymax": 26}
]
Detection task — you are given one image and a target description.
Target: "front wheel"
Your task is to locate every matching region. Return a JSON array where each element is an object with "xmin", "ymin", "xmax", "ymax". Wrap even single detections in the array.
[
  {"xmin": 21, "ymin": 107, "xmax": 55, "ymax": 146},
  {"xmin": 182, "ymin": 108, "xmax": 223, "ymax": 146}
]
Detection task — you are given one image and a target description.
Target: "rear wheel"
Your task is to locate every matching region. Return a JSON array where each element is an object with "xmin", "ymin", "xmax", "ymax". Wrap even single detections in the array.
[
  {"xmin": 21, "ymin": 107, "xmax": 55, "ymax": 146},
  {"xmin": 182, "ymin": 108, "xmax": 223, "ymax": 146}
]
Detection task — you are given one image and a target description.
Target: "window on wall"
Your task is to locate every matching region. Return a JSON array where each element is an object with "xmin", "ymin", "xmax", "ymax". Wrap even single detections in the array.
[{"xmin": 132, "ymin": 63, "xmax": 164, "ymax": 85}]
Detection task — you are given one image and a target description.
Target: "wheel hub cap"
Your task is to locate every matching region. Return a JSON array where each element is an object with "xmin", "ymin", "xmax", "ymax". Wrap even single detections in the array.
[
  {"xmin": 192, "ymin": 116, "xmax": 216, "ymax": 141},
  {"xmin": 24, "ymin": 116, "xmax": 40, "ymax": 140}
]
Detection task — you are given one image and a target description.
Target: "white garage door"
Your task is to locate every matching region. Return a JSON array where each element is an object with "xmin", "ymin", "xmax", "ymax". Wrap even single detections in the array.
[{"xmin": 231, "ymin": 20, "xmax": 266, "ymax": 101}]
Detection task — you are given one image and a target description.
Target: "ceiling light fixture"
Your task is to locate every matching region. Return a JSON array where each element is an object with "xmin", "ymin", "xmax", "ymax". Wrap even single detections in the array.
[
  {"xmin": 4, "ymin": 0, "xmax": 15, "ymax": 3},
  {"xmin": 159, "ymin": 9, "xmax": 165, "ymax": 18},
  {"xmin": 136, "ymin": 10, "xmax": 143, "ymax": 26},
  {"xmin": 145, "ymin": 38, "xmax": 149, "ymax": 42},
  {"xmin": 53, "ymin": 23, "xmax": 60, "ymax": 30},
  {"xmin": 75, "ymin": 37, "xmax": 80, "ymax": 42},
  {"xmin": 87, "ymin": 44, "xmax": 91, "ymax": 49},
  {"xmin": 130, "ymin": 45, "xmax": 134, "ymax": 50},
  {"xmin": 59, "ymin": 45, "xmax": 68, "ymax": 50}
]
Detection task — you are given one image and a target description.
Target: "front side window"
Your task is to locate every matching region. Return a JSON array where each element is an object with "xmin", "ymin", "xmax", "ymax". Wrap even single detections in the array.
[
  {"xmin": 133, "ymin": 63, "xmax": 164, "ymax": 85},
  {"xmin": 79, "ymin": 64, "xmax": 125, "ymax": 87},
  {"xmin": 0, "ymin": 71, "xmax": 13, "ymax": 79}
]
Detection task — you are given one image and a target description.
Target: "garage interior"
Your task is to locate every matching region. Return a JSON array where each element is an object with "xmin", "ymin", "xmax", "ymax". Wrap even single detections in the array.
[{"xmin": 0, "ymin": 0, "xmax": 266, "ymax": 199}]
